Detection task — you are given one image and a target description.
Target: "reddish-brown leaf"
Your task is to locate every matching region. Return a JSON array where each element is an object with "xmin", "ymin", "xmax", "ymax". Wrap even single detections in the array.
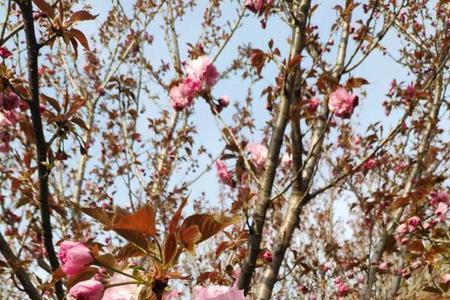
[
  {"xmin": 116, "ymin": 243, "xmax": 147, "ymax": 261},
  {"xmin": 52, "ymin": 268, "xmax": 66, "ymax": 281},
  {"xmin": 250, "ymin": 49, "xmax": 266, "ymax": 75},
  {"xmin": 32, "ymin": 0, "xmax": 55, "ymax": 18},
  {"xmin": 112, "ymin": 205, "xmax": 156, "ymax": 236},
  {"xmin": 71, "ymin": 117, "xmax": 89, "ymax": 131},
  {"xmin": 179, "ymin": 225, "xmax": 201, "ymax": 253},
  {"xmin": 67, "ymin": 10, "xmax": 98, "ymax": 24},
  {"xmin": 68, "ymin": 28, "xmax": 90, "ymax": 50},
  {"xmin": 79, "ymin": 206, "xmax": 113, "ymax": 228},
  {"xmin": 181, "ymin": 214, "xmax": 238, "ymax": 243},
  {"xmin": 169, "ymin": 198, "xmax": 188, "ymax": 234},
  {"xmin": 215, "ymin": 241, "xmax": 230, "ymax": 259},
  {"xmin": 41, "ymin": 94, "xmax": 61, "ymax": 113},
  {"xmin": 163, "ymin": 233, "xmax": 178, "ymax": 266},
  {"xmin": 67, "ymin": 98, "xmax": 87, "ymax": 116},
  {"xmin": 345, "ymin": 77, "xmax": 369, "ymax": 89}
]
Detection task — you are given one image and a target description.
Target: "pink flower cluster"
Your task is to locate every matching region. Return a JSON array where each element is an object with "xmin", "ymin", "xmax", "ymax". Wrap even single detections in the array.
[
  {"xmin": 169, "ymin": 56, "xmax": 219, "ymax": 111},
  {"xmin": 247, "ymin": 143, "xmax": 268, "ymax": 170},
  {"xmin": 216, "ymin": 160, "xmax": 235, "ymax": 187},
  {"xmin": 362, "ymin": 158, "xmax": 377, "ymax": 171},
  {"xmin": 395, "ymin": 216, "xmax": 421, "ymax": 242},
  {"xmin": 193, "ymin": 285, "xmax": 246, "ymax": 300},
  {"xmin": 334, "ymin": 277, "xmax": 349, "ymax": 298},
  {"xmin": 245, "ymin": 0, "xmax": 274, "ymax": 14},
  {"xmin": 307, "ymin": 97, "xmax": 320, "ymax": 111},
  {"xmin": 430, "ymin": 191, "xmax": 449, "ymax": 222},
  {"xmin": 328, "ymin": 88, "xmax": 359, "ymax": 119},
  {"xmin": 402, "ymin": 84, "xmax": 416, "ymax": 104}
]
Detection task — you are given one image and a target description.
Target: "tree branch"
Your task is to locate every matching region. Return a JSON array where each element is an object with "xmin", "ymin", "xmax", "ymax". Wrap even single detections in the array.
[
  {"xmin": 0, "ymin": 232, "xmax": 41, "ymax": 300},
  {"xmin": 16, "ymin": 1, "xmax": 64, "ymax": 298},
  {"xmin": 237, "ymin": 0, "xmax": 311, "ymax": 293}
]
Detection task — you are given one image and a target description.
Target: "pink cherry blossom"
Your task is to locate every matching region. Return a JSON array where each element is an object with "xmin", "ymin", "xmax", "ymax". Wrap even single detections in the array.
[
  {"xmin": 247, "ymin": 143, "xmax": 268, "ymax": 170},
  {"xmin": 1, "ymin": 93, "xmax": 20, "ymax": 110},
  {"xmin": 394, "ymin": 162, "xmax": 404, "ymax": 174},
  {"xmin": 69, "ymin": 279, "xmax": 103, "ymax": 300},
  {"xmin": 0, "ymin": 110, "xmax": 19, "ymax": 127},
  {"xmin": 185, "ymin": 56, "xmax": 219, "ymax": 89},
  {"xmin": 0, "ymin": 47, "xmax": 12, "ymax": 59},
  {"xmin": 443, "ymin": 274, "xmax": 450, "ymax": 284},
  {"xmin": 430, "ymin": 191, "xmax": 449, "ymax": 207},
  {"xmin": 403, "ymin": 84, "xmax": 416, "ymax": 101},
  {"xmin": 102, "ymin": 273, "xmax": 142, "ymax": 300},
  {"xmin": 308, "ymin": 97, "xmax": 320, "ymax": 111},
  {"xmin": 435, "ymin": 202, "xmax": 448, "ymax": 222},
  {"xmin": 335, "ymin": 281, "xmax": 349, "ymax": 297},
  {"xmin": 378, "ymin": 262, "xmax": 389, "ymax": 272},
  {"xmin": 395, "ymin": 223, "xmax": 408, "ymax": 235},
  {"xmin": 169, "ymin": 77, "xmax": 201, "ymax": 111},
  {"xmin": 281, "ymin": 152, "xmax": 292, "ymax": 169},
  {"xmin": 410, "ymin": 259, "xmax": 422, "ymax": 269},
  {"xmin": 215, "ymin": 160, "xmax": 234, "ymax": 187},
  {"xmin": 328, "ymin": 87, "xmax": 359, "ymax": 119},
  {"xmin": 407, "ymin": 216, "xmax": 421, "ymax": 231},
  {"xmin": 193, "ymin": 285, "xmax": 246, "ymax": 300},
  {"xmin": 58, "ymin": 241, "xmax": 93, "ymax": 277},
  {"xmin": 362, "ymin": 158, "xmax": 376, "ymax": 170},
  {"xmin": 245, "ymin": 0, "xmax": 273, "ymax": 14},
  {"xmin": 322, "ymin": 262, "xmax": 333, "ymax": 272},
  {"xmin": 299, "ymin": 284, "xmax": 308, "ymax": 294}
]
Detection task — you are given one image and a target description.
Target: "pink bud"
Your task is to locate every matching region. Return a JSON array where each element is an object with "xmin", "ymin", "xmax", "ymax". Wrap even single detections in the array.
[{"xmin": 262, "ymin": 250, "xmax": 273, "ymax": 263}]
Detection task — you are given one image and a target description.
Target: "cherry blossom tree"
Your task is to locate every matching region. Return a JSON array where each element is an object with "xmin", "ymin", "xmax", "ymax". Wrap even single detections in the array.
[{"xmin": 1, "ymin": 0, "xmax": 449, "ymax": 299}]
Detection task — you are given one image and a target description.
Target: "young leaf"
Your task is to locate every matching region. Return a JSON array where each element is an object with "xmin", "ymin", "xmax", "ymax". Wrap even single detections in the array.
[
  {"xmin": 41, "ymin": 94, "xmax": 61, "ymax": 113},
  {"xmin": 32, "ymin": 0, "xmax": 55, "ymax": 18},
  {"xmin": 67, "ymin": 10, "xmax": 98, "ymax": 24},
  {"xmin": 168, "ymin": 197, "xmax": 188, "ymax": 234},
  {"xmin": 163, "ymin": 233, "xmax": 178, "ymax": 267},
  {"xmin": 181, "ymin": 214, "xmax": 238, "ymax": 243},
  {"xmin": 68, "ymin": 29, "xmax": 91, "ymax": 50},
  {"xmin": 112, "ymin": 205, "xmax": 156, "ymax": 236},
  {"xmin": 178, "ymin": 225, "xmax": 201, "ymax": 253}
]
